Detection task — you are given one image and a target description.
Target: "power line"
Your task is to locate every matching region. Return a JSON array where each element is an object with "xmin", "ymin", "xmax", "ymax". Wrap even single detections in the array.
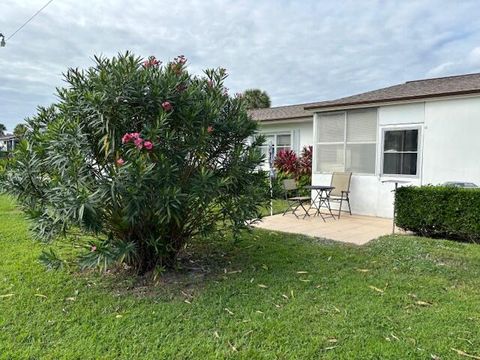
[{"xmin": 6, "ymin": 0, "xmax": 55, "ymax": 41}]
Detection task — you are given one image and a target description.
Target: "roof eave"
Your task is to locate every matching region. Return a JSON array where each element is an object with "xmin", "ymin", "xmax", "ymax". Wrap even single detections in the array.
[
  {"xmin": 255, "ymin": 115, "xmax": 313, "ymax": 123},
  {"xmin": 304, "ymin": 89, "xmax": 480, "ymax": 111}
]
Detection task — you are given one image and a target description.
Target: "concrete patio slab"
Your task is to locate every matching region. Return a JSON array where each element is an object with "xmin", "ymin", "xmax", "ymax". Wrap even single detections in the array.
[{"xmin": 254, "ymin": 211, "xmax": 395, "ymax": 245}]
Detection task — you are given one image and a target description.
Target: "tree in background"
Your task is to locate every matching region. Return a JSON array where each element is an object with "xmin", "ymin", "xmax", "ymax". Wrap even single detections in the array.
[
  {"xmin": 0, "ymin": 123, "xmax": 6, "ymax": 136},
  {"xmin": 13, "ymin": 123, "xmax": 27, "ymax": 139},
  {"xmin": 4, "ymin": 53, "xmax": 267, "ymax": 273},
  {"xmin": 242, "ymin": 89, "xmax": 271, "ymax": 109}
]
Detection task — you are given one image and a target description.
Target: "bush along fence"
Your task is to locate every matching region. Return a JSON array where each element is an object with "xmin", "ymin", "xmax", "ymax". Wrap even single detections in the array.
[{"xmin": 395, "ymin": 185, "xmax": 480, "ymax": 243}]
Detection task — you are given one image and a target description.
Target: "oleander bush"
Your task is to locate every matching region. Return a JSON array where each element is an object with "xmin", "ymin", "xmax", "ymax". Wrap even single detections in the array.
[
  {"xmin": 395, "ymin": 185, "xmax": 480, "ymax": 242},
  {"xmin": 2, "ymin": 52, "xmax": 267, "ymax": 272}
]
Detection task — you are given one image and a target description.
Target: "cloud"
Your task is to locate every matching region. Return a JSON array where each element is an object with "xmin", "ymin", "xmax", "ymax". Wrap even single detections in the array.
[{"xmin": 1, "ymin": 0, "xmax": 480, "ymax": 131}]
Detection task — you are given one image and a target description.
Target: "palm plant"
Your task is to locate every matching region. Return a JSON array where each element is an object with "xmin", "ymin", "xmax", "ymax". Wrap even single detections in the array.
[{"xmin": 242, "ymin": 89, "xmax": 271, "ymax": 109}]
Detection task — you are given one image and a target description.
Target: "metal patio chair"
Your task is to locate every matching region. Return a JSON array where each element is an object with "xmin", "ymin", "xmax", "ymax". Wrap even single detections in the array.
[
  {"xmin": 282, "ymin": 179, "xmax": 311, "ymax": 218},
  {"xmin": 328, "ymin": 172, "xmax": 352, "ymax": 218}
]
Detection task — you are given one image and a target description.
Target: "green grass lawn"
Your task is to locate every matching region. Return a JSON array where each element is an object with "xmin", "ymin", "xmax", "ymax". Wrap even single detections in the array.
[{"xmin": 1, "ymin": 195, "xmax": 480, "ymax": 359}]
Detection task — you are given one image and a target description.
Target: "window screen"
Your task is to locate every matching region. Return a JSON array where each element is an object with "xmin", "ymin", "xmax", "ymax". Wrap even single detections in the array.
[
  {"xmin": 316, "ymin": 113, "xmax": 345, "ymax": 142},
  {"xmin": 315, "ymin": 109, "xmax": 377, "ymax": 174}
]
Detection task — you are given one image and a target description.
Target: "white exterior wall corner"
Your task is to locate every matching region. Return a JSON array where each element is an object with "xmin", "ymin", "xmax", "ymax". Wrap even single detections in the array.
[
  {"xmin": 422, "ymin": 96, "xmax": 480, "ymax": 185},
  {"xmin": 314, "ymin": 95, "xmax": 480, "ymax": 218}
]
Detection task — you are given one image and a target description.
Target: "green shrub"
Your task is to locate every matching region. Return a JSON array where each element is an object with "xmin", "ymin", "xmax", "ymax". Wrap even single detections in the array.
[
  {"xmin": 0, "ymin": 151, "xmax": 10, "ymax": 159},
  {"xmin": 3, "ymin": 53, "xmax": 268, "ymax": 272},
  {"xmin": 395, "ymin": 185, "xmax": 480, "ymax": 242}
]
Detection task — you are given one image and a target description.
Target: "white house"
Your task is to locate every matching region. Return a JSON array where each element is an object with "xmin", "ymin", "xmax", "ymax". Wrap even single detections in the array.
[
  {"xmin": 251, "ymin": 73, "xmax": 480, "ymax": 218},
  {"xmin": 0, "ymin": 134, "xmax": 16, "ymax": 152}
]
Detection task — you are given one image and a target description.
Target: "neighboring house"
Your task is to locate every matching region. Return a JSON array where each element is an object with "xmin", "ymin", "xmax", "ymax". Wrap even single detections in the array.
[
  {"xmin": 0, "ymin": 134, "xmax": 16, "ymax": 152},
  {"xmin": 251, "ymin": 73, "xmax": 480, "ymax": 218}
]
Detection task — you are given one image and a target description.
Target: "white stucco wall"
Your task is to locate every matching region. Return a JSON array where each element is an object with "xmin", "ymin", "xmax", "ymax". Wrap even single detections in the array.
[
  {"xmin": 313, "ymin": 95, "xmax": 480, "ymax": 218},
  {"xmin": 422, "ymin": 97, "xmax": 480, "ymax": 185}
]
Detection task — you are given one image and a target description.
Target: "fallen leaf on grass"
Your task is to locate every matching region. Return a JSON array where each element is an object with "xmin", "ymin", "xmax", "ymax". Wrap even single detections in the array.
[
  {"xmin": 390, "ymin": 333, "xmax": 400, "ymax": 341},
  {"xmin": 368, "ymin": 285, "xmax": 384, "ymax": 294},
  {"xmin": 228, "ymin": 341, "xmax": 238, "ymax": 352},
  {"xmin": 224, "ymin": 308, "xmax": 234, "ymax": 315},
  {"xmin": 0, "ymin": 294, "xmax": 14, "ymax": 298},
  {"xmin": 115, "ymin": 315, "xmax": 123, "ymax": 318},
  {"xmin": 244, "ymin": 330, "xmax": 253, "ymax": 337},
  {"xmin": 415, "ymin": 300, "xmax": 432, "ymax": 306},
  {"xmin": 65, "ymin": 297, "xmax": 76, "ymax": 301},
  {"xmin": 327, "ymin": 338, "xmax": 338, "ymax": 343},
  {"xmin": 213, "ymin": 331, "xmax": 220, "ymax": 339},
  {"xmin": 255, "ymin": 310, "xmax": 264, "ymax": 314},
  {"xmin": 296, "ymin": 271, "xmax": 308, "ymax": 274},
  {"xmin": 322, "ymin": 346, "xmax": 337, "ymax": 351},
  {"xmin": 184, "ymin": 299, "xmax": 192, "ymax": 304},
  {"xmin": 258, "ymin": 284, "xmax": 268, "ymax": 289},
  {"xmin": 282, "ymin": 294, "xmax": 289, "ymax": 300},
  {"xmin": 356, "ymin": 268, "xmax": 370, "ymax": 272},
  {"xmin": 451, "ymin": 348, "xmax": 480, "ymax": 359},
  {"xmin": 299, "ymin": 279, "xmax": 311, "ymax": 282},
  {"xmin": 34, "ymin": 294, "xmax": 47, "ymax": 299}
]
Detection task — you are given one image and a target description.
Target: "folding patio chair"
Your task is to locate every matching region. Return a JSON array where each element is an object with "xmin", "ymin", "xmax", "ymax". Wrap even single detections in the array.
[
  {"xmin": 328, "ymin": 172, "xmax": 352, "ymax": 218},
  {"xmin": 282, "ymin": 179, "xmax": 311, "ymax": 218}
]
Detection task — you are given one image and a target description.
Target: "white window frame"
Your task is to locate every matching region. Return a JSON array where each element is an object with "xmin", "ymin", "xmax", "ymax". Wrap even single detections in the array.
[
  {"xmin": 313, "ymin": 110, "xmax": 378, "ymax": 175},
  {"xmin": 380, "ymin": 125, "xmax": 422, "ymax": 178},
  {"xmin": 258, "ymin": 131, "xmax": 293, "ymax": 166}
]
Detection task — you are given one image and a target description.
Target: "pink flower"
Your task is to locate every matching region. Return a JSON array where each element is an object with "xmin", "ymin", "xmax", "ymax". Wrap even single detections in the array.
[
  {"xmin": 134, "ymin": 137, "xmax": 144, "ymax": 149},
  {"xmin": 144, "ymin": 141, "xmax": 153, "ymax": 150},
  {"xmin": 162, "ymin": 101, "xmax": 172, "ymax": 111},
  {"xmin": 177, "ymin": 55, "xmax": 187, "ymax": 64},
  {"xmin": 143, "ymin": 56, "xmax": 161, "ymax": 68},
  {"xmin": 207, "ymin": 126, "xmax": 213, "ymax": 133},
  {"xmin": 91, "ymin": 245, "xmax": 97, "ymax": 252},
  {"xmin": 116, "ymin": 158, "xmax": 125, "ymax": 166},
  {"xmin": 207, "ymin": 80, "xmax": 214, "ymax": 87},
  {"xmin": 122, "ymin": 133, "xmax": 132, "ymax": 144},
  {"xmin": 131, "ymin": 132, "xmax": 140, "ymax": 139}
]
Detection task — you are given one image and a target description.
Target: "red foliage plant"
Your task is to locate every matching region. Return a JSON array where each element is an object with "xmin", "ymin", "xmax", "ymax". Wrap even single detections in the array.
[
  {"xmin": 298, "ymin": 146, "xmax": 312, "ymax": 176},
  {"xmin": 274, "ymin": 149, "xmax": 299, "ymax": 175}
]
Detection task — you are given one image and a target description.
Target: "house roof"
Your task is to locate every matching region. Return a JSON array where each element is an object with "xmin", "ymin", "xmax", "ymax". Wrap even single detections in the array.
[
  {"xmin": 248, "ymin": 102, "xmax": 325, "ymax": 122},
  {"xmin": 305, "ymin": 72, "xmax": 480, "ymax": 110},
  {"xmin": 250, "ymin": 72, "xmax": 480, "ymax": 122},
  {"xmin": 0, "ymin": 134, "xmax": 15, "ymax": 141}
]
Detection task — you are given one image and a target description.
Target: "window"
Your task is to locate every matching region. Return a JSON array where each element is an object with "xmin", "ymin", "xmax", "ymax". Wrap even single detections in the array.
[
  {"xmin": 382, "ymin": 129, "xmax": 419, "ymax": 176},
  {"xmin": 259, "ymin": 133, "xmax": 292, "ymax": 159},
  {"xmin": 315, "ymin": 109, "xmax": 377, "ymax": 174}
]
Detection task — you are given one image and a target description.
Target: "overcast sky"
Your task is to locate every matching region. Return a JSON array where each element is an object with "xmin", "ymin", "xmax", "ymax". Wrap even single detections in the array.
[{"xmin": 1, "ymin": 0, "xmax": 480, "ymax": 131}]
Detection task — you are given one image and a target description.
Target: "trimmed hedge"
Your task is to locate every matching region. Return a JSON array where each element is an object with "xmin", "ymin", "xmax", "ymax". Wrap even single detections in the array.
[{"xmin": 395, "ymin": 185, "xmax": 480, "ymax": 243}]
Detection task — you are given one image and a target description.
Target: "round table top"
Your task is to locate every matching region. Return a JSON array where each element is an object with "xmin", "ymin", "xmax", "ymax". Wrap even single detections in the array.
[{"xmin": 304, "ymin": 185, "xmax": 335, "ymax": 190}]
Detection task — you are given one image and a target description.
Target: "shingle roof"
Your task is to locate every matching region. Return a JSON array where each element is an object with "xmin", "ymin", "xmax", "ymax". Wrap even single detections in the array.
[
  {"xmin": 248, "ymin": 102, "xmax": 322, "ymax": 122},
  {"xmin": 305, "ymin": 72, "xmax": 480, "ymax": 110},
  {"xmin": 250, "ymin": 72, "xmax": 480, "ymax": 122}
]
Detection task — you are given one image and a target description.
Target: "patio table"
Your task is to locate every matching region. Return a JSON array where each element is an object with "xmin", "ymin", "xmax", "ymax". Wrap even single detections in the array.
[{"xmin": 305, "ymin": 185, "xmax": 336, "ymax": 222}]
